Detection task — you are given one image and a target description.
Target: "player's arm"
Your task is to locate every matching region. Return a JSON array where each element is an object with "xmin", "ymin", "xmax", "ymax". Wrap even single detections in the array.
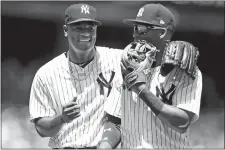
[
  {"xmin": 136, "ymin": 71, "xmax": 202, "ymax": 133},
  {"xmin": 29, "ymin": 74, "xmax": 60, "ymax": 137},
  {"xmin": 98, "ymin": 113, "xmax": 121, "ymax": 149},
  {"xmin": 34, "ymin": 97, "xmax": 80, "ymax": 137},
  {"xmin": 34, "ymin": 115, "xmax": 64, "ymax": 137},
  {"xmin": 159, "ymin": 73, "xmax": 202, "ymax": 133},
  {"xmin": 29, "ymin": 74, "xmax": 80, "ymax": 137},
  {"xmin": 135, "ymin": 85, "xmax": 189, "ymax": 134}
]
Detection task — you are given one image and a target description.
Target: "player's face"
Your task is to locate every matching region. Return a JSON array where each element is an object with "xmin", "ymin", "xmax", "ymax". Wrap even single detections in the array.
[
  {"xmin": 67, "ymin": 22, "xmax": 97, "ymax": 52},
  {"xmin": 133, "ymin": 24, "xmax": 167, "ymax": 48}
]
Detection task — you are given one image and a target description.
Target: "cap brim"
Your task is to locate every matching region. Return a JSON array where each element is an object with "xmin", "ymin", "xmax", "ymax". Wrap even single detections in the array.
[
  {"xmin": 67, "ymin": 18, "xmax": 101, "ymax": 26},
  {"xmin": 123, "ymin": 19, "xmax": 162, "ymax": 27}
]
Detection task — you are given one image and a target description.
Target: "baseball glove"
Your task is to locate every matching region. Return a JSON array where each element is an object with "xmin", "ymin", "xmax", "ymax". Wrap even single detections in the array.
[
  {"xmin": 121, "ymin": 40, "xmax": 159, "ymax": 90},
  {"xmin": 161, "ymin": 40, "xmax": 199, "ymax": 79}
]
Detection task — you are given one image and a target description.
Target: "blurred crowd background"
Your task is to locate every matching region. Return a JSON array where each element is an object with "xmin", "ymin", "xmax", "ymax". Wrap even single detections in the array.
[{"xmin": 1, "ymin": 1, "xmax": 224, "ymax": 148}]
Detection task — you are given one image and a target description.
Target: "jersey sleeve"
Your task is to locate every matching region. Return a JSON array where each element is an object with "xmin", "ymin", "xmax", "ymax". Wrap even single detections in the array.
[
  {"xmin": 29, "ymin": 73, "xmax": 56, "ymax": 123},
  {"xmin": 173, "ymin": 69, "xmax": 202, "ymax": 123},
  {"xmin": 104, "ymin": 48, "xmax": 123, "ymax": 118},
  {"xmin": 105, "ymin": 85, "xmax": 122, "ymax": 118}
]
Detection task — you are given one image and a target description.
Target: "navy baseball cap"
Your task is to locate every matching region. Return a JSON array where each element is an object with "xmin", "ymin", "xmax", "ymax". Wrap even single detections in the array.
[
  {"xmin": 65, "ymin": 4, "xmax": 101, "ymax": 26},
  {"xmin": 123, "ymin": 3, "xmax": 176, "ymax": 30}
]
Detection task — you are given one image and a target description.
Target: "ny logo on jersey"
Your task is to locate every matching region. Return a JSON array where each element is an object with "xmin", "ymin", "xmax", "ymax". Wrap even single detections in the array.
[
  {"xmin": 156, "ymin": 83, "xmax": 176, "ymax": 105},
  {"xmin": 97, "ymin": 71, "xmax": 115, "ymax": 97},
  {"xmin": 137, "ymin": 8, "xmax": 144, "ymax": 17},
  {"xmin": 81, "ymin": 5, "xmax": 90, "ymax": 14}
]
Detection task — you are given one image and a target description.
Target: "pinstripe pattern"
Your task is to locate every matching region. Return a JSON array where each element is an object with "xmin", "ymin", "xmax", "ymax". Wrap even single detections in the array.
[
  {"xmin": 29, "ymin": 46, "xmax": 123, "ymax": 148},
  {"xmin": 119, "ymin": 66, "xmax": 202, "ymax": 148}
]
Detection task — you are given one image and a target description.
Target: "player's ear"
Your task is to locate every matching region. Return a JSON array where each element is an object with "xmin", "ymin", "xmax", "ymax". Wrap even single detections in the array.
[
  {"xmin": 63, "ymin": 25, "xmax": 68, "ymax": 37},
  {"xmin": 159, "ymin": 28, "xmax": 167, "ymax": 39}
]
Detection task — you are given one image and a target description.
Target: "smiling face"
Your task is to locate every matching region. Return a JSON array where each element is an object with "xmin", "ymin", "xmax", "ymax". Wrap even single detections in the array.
[{"xmin": 65, "ymin": 22, "xmax": 97, "ymax": 53}]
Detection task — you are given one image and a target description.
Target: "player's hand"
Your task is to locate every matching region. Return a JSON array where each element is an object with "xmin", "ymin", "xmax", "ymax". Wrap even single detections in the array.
[
  {"xmin": 98, "ymin": 141, "xmax": 112, "ymax": 149},
  {"xmin": 131, "ymin": 83, "xmax": 147, "ymax": 95},
  {"xmin": 121, "ymin": 61, "xmax": 147, "ymax": 95},
  {"xmin": 60, "ymin": 97, "xmax": 81, "ymax": 123},
  {"xmin": 121, "ymin": 40, "xmax": 158, "ymax": 90}
]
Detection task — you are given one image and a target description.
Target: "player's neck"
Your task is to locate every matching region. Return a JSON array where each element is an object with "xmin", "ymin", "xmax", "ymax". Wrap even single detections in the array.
[
  {"xmin": 155, "ymin": 41, "xmax": 166, "ymax": 66},
  {"xmin": 69, "ymin": 47, "xmax": 96, "ymax": 64},
  {"xmin": 155, "ymin": 50, "xmax": 164, "ymax": 67}
]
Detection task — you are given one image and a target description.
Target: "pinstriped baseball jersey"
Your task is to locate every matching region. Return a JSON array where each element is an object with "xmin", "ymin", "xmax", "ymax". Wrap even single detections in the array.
[
  {"xmin": 118, "ymin": 66, "xmax": 202, "ymax": 148},
  {"xmin": 29, "ymin": 46, "xmax": 123, "ymax": 148},
  {"xmin": 104, "ymin": 62, "xmax": 123, "ymax": 119}
]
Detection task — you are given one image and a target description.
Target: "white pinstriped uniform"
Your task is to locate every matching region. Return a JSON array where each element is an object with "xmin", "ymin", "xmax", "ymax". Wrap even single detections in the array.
[
  {"xmin": 29, "ymin": 46, "xmax": 123, "ymax": 148},
  {"xmin": 106, "ymin": 65, "xmax": 202, "ymax": 148}
]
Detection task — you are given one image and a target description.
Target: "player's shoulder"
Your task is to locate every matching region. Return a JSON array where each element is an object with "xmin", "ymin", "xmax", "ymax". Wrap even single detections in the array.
[
  {"xmin": 195, "ymin": 67, "xmax": 202, "ymax": 81},
  {"xmin": 34, "ymin": 53, "xmax": 66, "ymax": 79},
  {"xmin": 179, "ymin": 67, "xmax": 202, "ymax": 84},
  {"xmin": 156, "ymin": 65, "xmax": 202, "ymax": 85}
]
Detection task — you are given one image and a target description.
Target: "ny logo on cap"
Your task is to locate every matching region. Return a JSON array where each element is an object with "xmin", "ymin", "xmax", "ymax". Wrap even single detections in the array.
[
  {"xmin": 137, "ymin": 8, "xmax": 144, "ymax": 17},
  {"xmin": 81, "ymin": 5, "xmax": 90, "ymax": 14},
  {"xmin": 160, "ymin": 20, "xmax": 165, "ymax": 25}
]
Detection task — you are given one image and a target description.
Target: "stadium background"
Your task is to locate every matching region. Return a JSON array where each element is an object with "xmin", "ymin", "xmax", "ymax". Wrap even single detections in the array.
[{"xmin": 1, "ymin": 1, "xmax": 224, "ymax": 148}]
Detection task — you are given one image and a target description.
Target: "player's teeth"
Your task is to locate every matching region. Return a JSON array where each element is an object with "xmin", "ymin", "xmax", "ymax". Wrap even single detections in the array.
[{"xmin": 80, "ymin": 39, "xmax": 90, "ymax": 41}]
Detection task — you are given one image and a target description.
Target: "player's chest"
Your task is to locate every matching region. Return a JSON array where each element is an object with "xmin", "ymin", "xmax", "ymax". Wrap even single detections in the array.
[
  {"xmin": 125, "ymin": 67, "xmax": 182, "ymax": 106},
  {"xmin": 49, "ymin": 63, "xmax": 117, "ymax": 110},
  {"xmin": 153, "ymin": 66, "xmax": 183, "ymax": 91}
]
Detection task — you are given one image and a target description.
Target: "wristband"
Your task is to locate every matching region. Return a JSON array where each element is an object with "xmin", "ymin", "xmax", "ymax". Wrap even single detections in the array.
[
  {"xmin": 138, "ymin": 86, "xmax": 164, "ymax": 116},
  {"xmin": 138, "ymin": 87, "xmax": 146, "ymax": 96}
]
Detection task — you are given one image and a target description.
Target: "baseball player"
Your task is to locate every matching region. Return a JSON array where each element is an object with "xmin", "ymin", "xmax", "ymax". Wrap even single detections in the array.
[
  {"xmin": 107, "ymin": 3, "xmax": 202, "ymax": 148},
  {"xmin": 29, "ymin": 4, "xmax": 121, "ymax": 149}
]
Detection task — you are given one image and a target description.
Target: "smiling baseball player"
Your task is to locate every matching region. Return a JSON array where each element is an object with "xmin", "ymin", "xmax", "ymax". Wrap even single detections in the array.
[{"xmin": 29, "ymin": 4, "xmax": 122, "ymax": 149}]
